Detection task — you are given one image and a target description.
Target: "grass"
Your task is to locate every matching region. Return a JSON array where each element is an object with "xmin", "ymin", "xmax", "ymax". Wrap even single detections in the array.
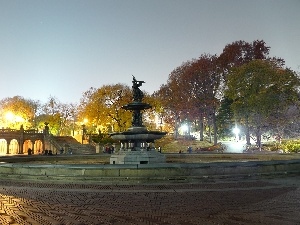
[{"xmin": 154, "ymin": 135, "xmax": 215, "ymax": 153}]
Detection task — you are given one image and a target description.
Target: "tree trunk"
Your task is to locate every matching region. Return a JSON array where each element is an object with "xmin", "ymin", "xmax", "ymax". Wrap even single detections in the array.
[
  {"xmin": 256, "ymin": 126, "xmax": 262, "ymax": 150},
  {"xmin": 199, "ymin": 116, "xmax": 204, "ymax": 141},
  {"xmin": 212, "ymin": 112, "xmax": 218, "ymax": 145},
  {"xmin": 174, "ymin": 114, "xmax": 179, "ymax": 139},
  {"xmin": 208, "ymin": 125, "xmax": 211, "ymax": 143},
  {"xmin": 245, "ymin": 116, "xmax": 251, "ymax": 145}
]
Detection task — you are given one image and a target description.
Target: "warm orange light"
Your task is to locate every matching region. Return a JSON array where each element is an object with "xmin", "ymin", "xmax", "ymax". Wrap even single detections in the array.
[
  {"xmin": 5, "ymin": 112, "xmax": 24, "ymax": 123},
  {"xmin": 5, "ymin": 112, "xmax": 14, "ymax": 121},
  {"xmin": 15, "ymin": 115, "xmax": 24, "ymax": 122}
]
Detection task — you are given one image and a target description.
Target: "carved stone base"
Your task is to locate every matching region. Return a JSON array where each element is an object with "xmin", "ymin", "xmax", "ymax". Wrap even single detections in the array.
[{"xmin": 110, "ymin": 150, "xmax": 166, "ymax": 164}]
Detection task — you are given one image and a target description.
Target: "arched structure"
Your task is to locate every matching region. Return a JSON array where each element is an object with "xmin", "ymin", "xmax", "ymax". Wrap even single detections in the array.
[{"xmin": 0, "ymin": 126, "xmax": 47, "ymax": 155}]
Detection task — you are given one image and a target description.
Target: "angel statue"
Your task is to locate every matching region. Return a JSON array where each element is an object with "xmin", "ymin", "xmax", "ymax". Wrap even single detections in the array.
[{"xmin": 132, "ymin": 75, "xmax": 145, "ymax": 102}]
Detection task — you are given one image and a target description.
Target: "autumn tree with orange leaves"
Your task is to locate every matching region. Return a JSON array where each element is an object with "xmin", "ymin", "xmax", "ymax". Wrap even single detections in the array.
[
  {"xmin": 78, "ymin": 84, "xmax": 132, "ymax": 133},
  {"xmin": 156, "ymin": 40, "xmax": 296, "ymax": 145},
  {"xmin": 155, "ymin": 54, "xmax": 221, "ymax": 144}
]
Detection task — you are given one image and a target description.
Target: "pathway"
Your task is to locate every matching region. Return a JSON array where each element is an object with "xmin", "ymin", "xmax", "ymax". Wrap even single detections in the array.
[{"xmin": 0, "ymin": 175, "xmax": 299, "ymax": 225}]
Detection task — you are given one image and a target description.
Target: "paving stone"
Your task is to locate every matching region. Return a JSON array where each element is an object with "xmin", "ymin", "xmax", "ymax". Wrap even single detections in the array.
[{"xmin": 0, "ymin": 176, "xmax": 299, "ymax": 224}]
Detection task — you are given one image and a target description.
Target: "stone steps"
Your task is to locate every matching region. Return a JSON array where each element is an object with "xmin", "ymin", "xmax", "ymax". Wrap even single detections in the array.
[{"xmin": 52, "ymin": 136, "xmax": 96, "ymax": 154}]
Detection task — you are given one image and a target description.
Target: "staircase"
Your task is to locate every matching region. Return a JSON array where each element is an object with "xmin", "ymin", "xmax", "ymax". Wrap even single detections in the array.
[{"xmin": 51, "ymin": 136, "xmax": 96, "ymax": 154}]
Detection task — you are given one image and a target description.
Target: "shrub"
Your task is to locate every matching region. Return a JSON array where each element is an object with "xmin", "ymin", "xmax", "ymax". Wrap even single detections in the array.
[{"xmin": 279, "ymin": 140, "xmax": 300, "ymax": 153}]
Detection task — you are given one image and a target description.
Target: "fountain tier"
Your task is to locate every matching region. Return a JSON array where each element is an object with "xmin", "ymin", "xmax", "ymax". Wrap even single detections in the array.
[{"xmin": 110, "ymin": 76, "xmax": 166, "ymax": 164}]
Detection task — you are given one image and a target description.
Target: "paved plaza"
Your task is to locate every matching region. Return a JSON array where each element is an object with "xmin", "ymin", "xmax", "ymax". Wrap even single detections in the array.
[{"xmin": 0, "ymin": 175, "xmax": 299, "ymax": 225}]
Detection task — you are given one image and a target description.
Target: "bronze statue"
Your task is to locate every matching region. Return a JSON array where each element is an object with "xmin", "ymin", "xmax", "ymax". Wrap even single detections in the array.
[{"xmin": 132, "ymin": 75, "xmax": 145, "ymax": 102}]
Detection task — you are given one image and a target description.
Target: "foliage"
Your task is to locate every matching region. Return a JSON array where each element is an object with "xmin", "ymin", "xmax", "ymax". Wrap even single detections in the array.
[
  {"xmin": 141, "ymin": 93, "xmax": 162, "ymax": 130},
  {"xmin": 78, "ymin": 84, "xmax": 132, "ymax": 133},
  {"xmin": 90, "ymin": 132, "xmax": 114, "ymax": 145},
  {"xmin": 0, "ymin": 39, "xmax": 299, "ymax": 144},
  {"xmin": 37, "ymin": 96, "xmax": 77, "ymax": 135},
  {"xmin": 155, "ymin": 54, "xmax": 221, "ymax": 143},
  {"xmin": 155, "ymin": 61, "xmax": 193, "ymax": 124},
  {"xmin": 184, "ymin": 54, "xmax": 221, "ymax": 144},
  {"xmin": 279, "ymin": 140, "xmax": 300, "ymax": 153},
  {"xmin": 0, "ymin": 96, "xmax": 38, "ymax": 129},
  {"xmin": 154, "ymin": 135, "xmax": 212, "ymax": 153},
  {"xmin": 218, "ymin": 40, "xmax": 284, "ymax": 77},
  {"xmin": 216, "ymin": 97, "xmax": 234, "ymax": 138},
  {"xmin": 225, "ymin": 60, "xmax": 300, "ymax": 146}
]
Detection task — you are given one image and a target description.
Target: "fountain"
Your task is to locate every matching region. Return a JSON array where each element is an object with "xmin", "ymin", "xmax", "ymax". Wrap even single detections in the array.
[{"xmin": 110, "ymin": 76, "xmax": 167, "ymax": 164}]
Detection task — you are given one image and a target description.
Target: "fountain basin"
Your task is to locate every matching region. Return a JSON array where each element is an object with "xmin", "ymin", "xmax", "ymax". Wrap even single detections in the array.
[
  {"xmin": 122, "ymin": 102, "xmax": 151, "ymax": 110},
  {"xmin": 111, "ymin": 130, "xmax": 167, "ymax": 141},
  {"xmin": 110, "ymin": 150, "xmax": 166, "ymax": 164}
]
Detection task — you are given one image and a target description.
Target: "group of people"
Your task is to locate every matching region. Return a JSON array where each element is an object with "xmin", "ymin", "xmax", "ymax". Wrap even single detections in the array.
[
  {"xmin": 27, "ymin": 147, "xmax": 75, "ymax": 155},
  {"xmin": 103, "ymin": 145, "xmax": 115, "ymax": 154},
  {"xmin": 28, "ymin": 148, "xmax": 54, "ymax": 155},
  {"xmin": 43, "ymin": 150, "xmax": 54, "ymax": 155},
  {"xmin": 60, "ymin": 148, "xmax": 73, "ymax": 155},
  {"xmin": 178, "ymin": 146, "xmax": 193, "ymax": 154}
]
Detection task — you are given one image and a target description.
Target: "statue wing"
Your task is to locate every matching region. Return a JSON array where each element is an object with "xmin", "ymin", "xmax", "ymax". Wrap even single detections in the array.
[{"xmin": 132, "ymin": 75, "xmax": 137, "ymax": 82}]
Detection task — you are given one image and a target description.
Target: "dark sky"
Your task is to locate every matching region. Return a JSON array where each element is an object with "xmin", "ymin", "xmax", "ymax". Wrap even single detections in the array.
[{"xmin": 0, "ymin": 0, "xmax": 299, "ymax": 103}]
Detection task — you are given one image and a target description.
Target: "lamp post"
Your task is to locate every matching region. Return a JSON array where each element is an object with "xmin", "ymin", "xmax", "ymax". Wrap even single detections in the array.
[
  {"xmin": 160, "ymin": 117, "xmax": 163, "ymax": 132},
  {"xmin": 81, "ymin": 118, "xmax": 88, "ymax": 144},
  {"xmin": 82, "ymin": 124, "xmax": 86, "ymax": 144}
]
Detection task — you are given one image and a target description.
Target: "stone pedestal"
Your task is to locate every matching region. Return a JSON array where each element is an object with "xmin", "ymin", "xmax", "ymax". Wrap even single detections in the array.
[{"xmin": 110, "ymin": 150, "xmax": 166, "ymax": 164}]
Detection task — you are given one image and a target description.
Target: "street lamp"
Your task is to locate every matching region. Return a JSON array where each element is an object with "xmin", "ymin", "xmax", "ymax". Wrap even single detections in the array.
[
  {"xmin": 5, "ymin": 111, "xmax": 24, "ymax": 129},
  {"xmin": 160, "ymin": 117, "xmax": 163, "ymax": 132},
  {"xmin": 181, "ymin": 124, "xmax": 188, "ymax": 135},
  {"xmin": 81, "ymin": 118, "xmax": 88, "ymax": 144},
  {"xmin": 233, "ymin": 127, "xmax": 240, "ymax": 142},
  {"xmin": 82, "ymin": 124, "xmax": 86, "ymax": 144}
]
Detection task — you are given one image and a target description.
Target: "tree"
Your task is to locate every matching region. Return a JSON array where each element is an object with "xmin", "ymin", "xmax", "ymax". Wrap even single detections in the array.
[
  {"xmin": 57, "ymin": 103, "xmax": 78, "ymax": 136},
  {"xmin": 225, "ymin": 60, "xmax": 300, "ymax": 147},
  {"xmin": 155, "ymin": 61, "xmax": 193, "ymax": 138},
  {"xmin": 182, "ymin": 54, "xmax": 221, "ymax": 144},
  {"xmin": 0, "ymin": 96, "xmax": 38, "ymax": 129},
  {"xmin": 78, "ymin": 84, "xmax": 132, "ymax": 133},
  {"xmin": 216, "ymin": 97, "xmax": 234, "ymax": 138},
  {"xmin": 217, "ymin": 40, "xmax": 287, "ymax": 143},
  {"xmin": 142, "ymin": 93, "xmax": 164, "ymax": 131},
  {"xmin": 155, "ymin": 55, "xmax": 222, "ymax": 144},
  {"xmin": 39, "ymin": 96, "xmax": 62, "ymax": 135},
  {"xmin": 27, "ymin": 99, "xmax": 42, "ymax": 129},
  {"xmin": 218, "ymin": 40, "xmax": 284, "ymax": 77}
]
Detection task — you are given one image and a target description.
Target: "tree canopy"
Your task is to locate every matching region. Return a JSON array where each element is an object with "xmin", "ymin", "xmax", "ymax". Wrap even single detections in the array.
[
  {"xmin": 78, "ymin": 84, "xmax": 132, "ymax": 133},
  {"xmin": 0, "ymin": 39, "xmax": 299, "ymax": 145},
  {"xmin": 0, "ymin": 96, "xmax": 37, "ymax": 129},
  {"xmin": 225, "ymin": 59, "xmax": 300, "ymax": 145}
]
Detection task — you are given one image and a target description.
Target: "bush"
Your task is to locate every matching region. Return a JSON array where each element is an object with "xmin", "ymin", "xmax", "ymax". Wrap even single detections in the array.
[
  {"xmin": 154, "ymin": 136, "xmax": 212, "ymax": 153},
  {"xmin": 279, "ymin": 140, "xmax": 300, "ymax": 153}
]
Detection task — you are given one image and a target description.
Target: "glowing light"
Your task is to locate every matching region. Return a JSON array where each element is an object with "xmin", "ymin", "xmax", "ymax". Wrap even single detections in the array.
[
  {"xmin": 233, "ymin": 127, "xmax": 240, "ymax": 141},
  {"xmin": 4, "ymin": 111, "xmax": 24, "ymax": 128},
  {"xmin": 181, "ymin": 124, "xmax": 188, "ymax": 133},
  {"xmin": 233, "ymin": 127, "xmax": 240, "ymax": 135},
  {"xmin": 15, "ymin": 115, "xmax": 24, "ymax": 122},
  {"xmin": 5, "ymin": 112, "xmax": 14, "ymax": 121}
]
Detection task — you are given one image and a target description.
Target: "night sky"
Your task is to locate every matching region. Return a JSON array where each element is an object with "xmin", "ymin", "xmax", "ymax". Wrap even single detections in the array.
[{"xmin": 0, "ymin": 0, "xmax": 299, "ymax": 103}]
